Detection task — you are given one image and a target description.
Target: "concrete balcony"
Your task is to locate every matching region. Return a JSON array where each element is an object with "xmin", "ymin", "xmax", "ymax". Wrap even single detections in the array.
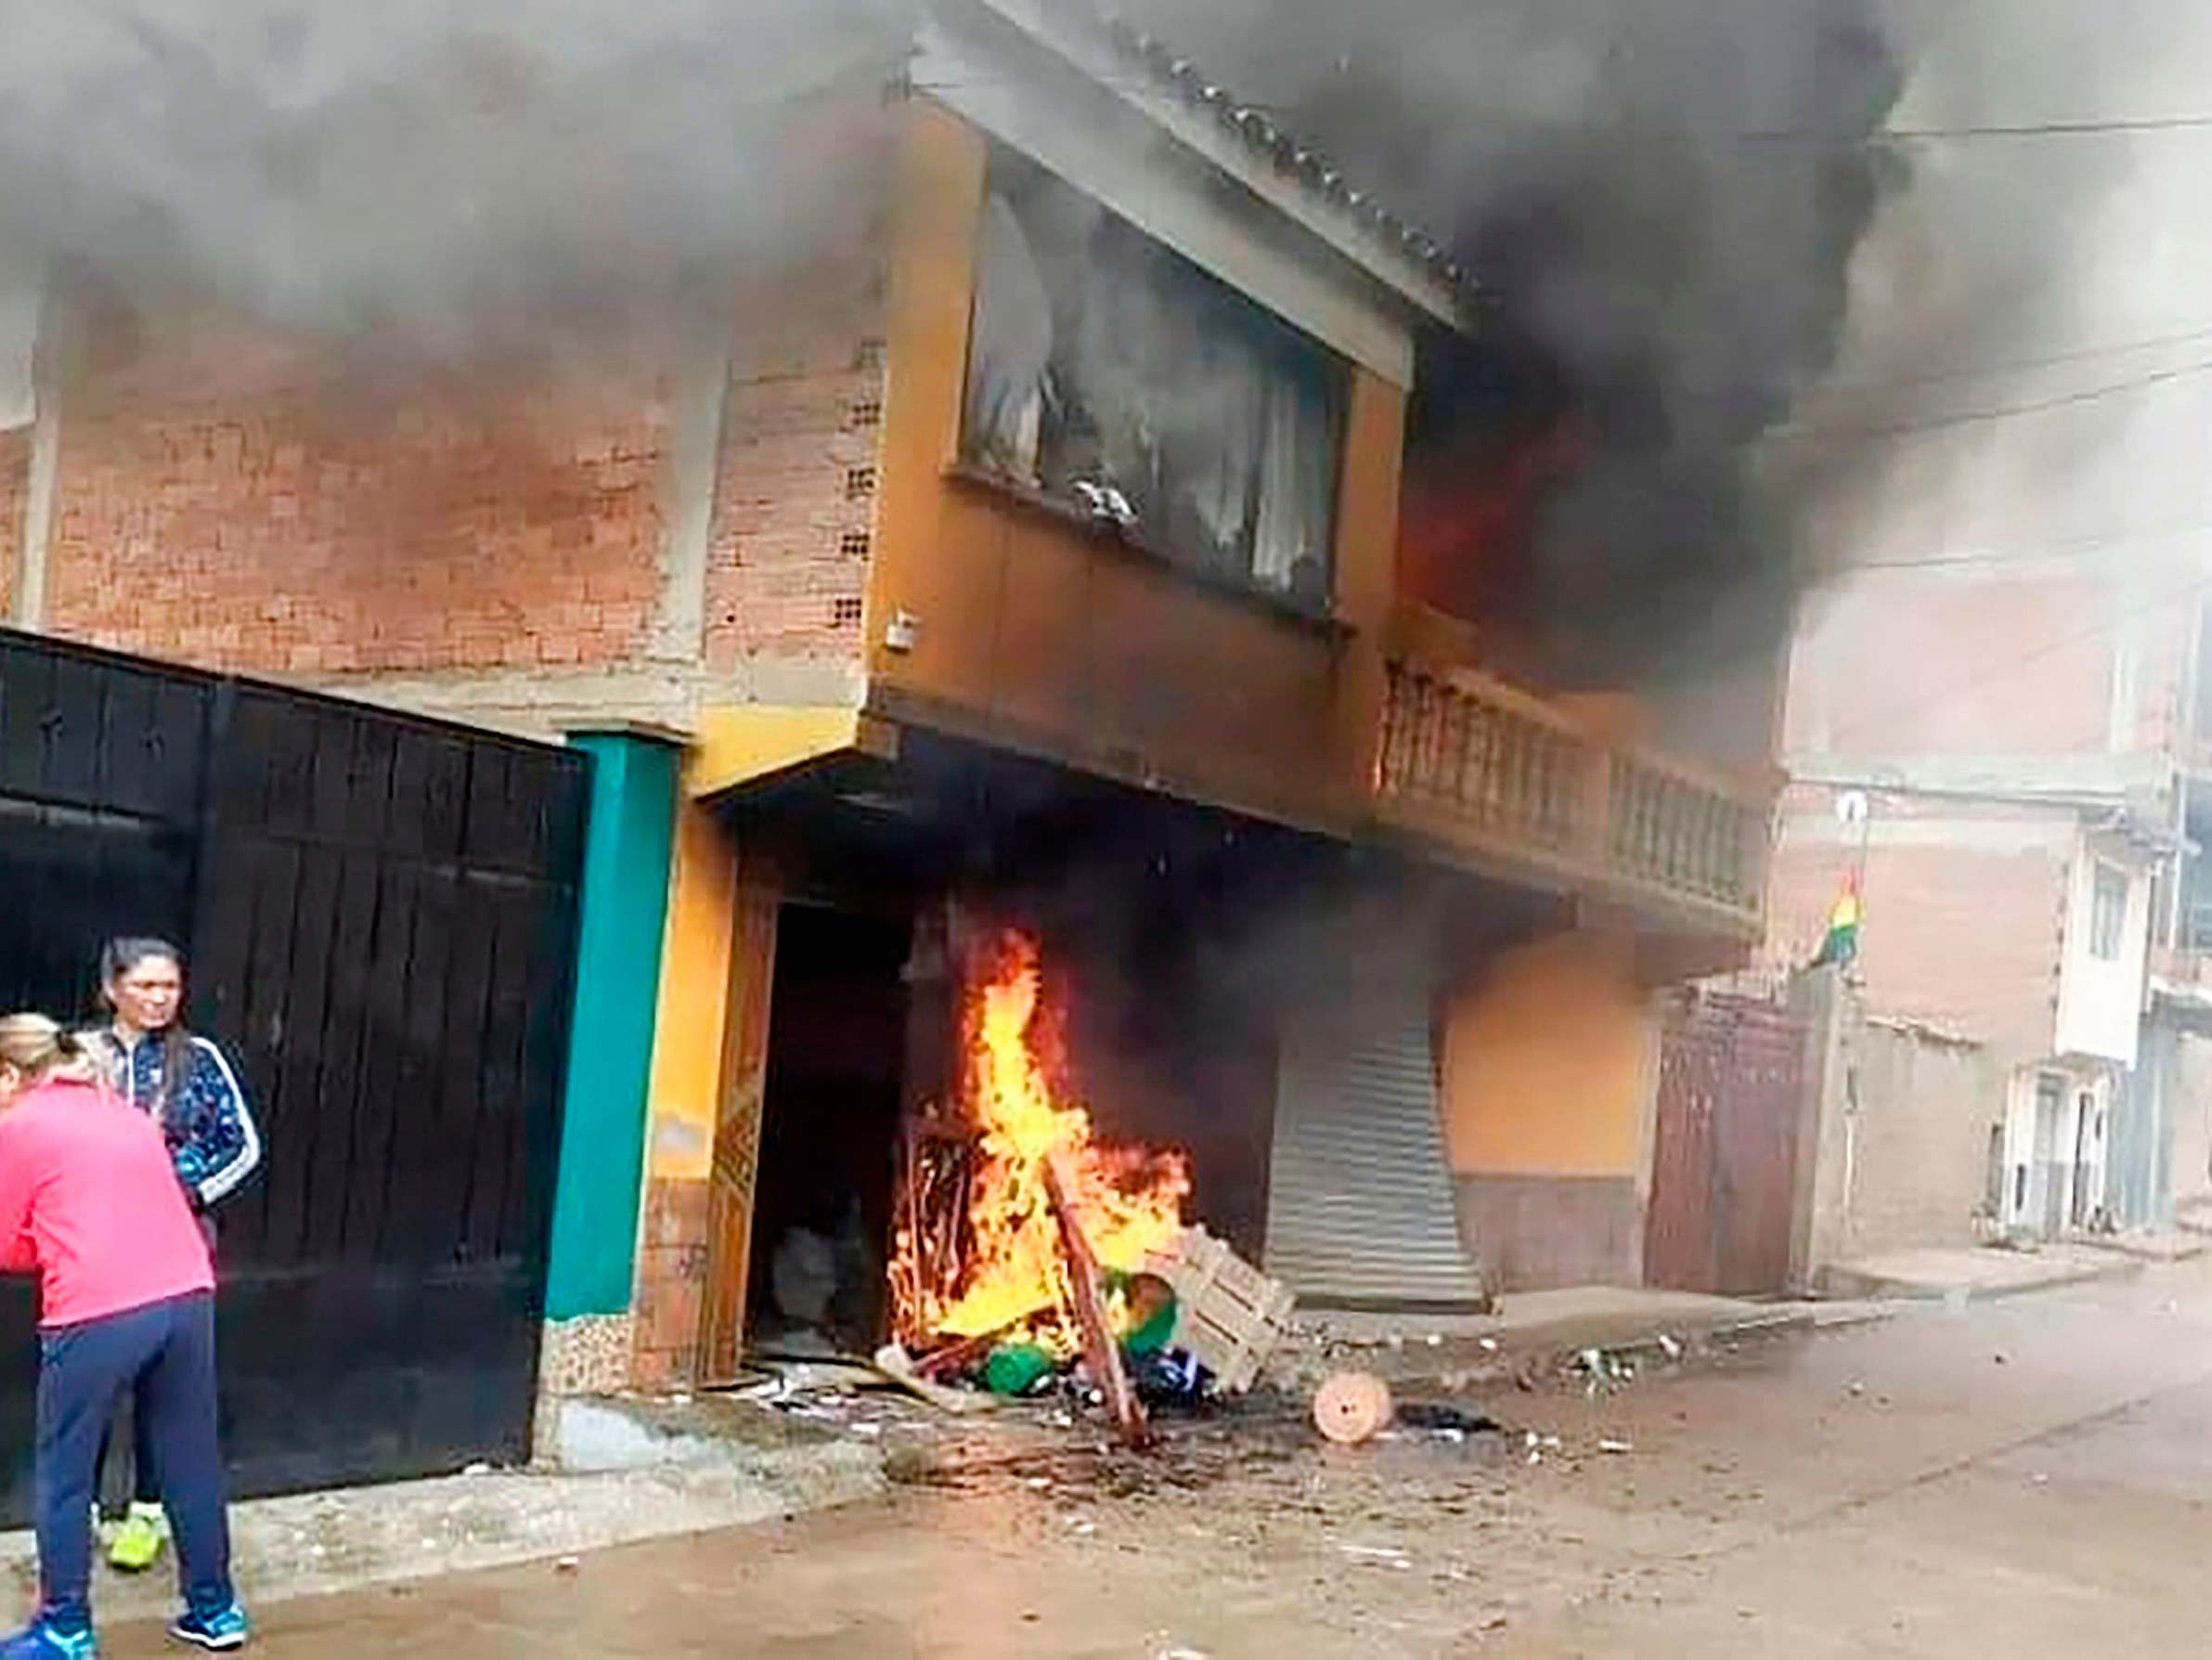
[{"xmin": 1371, "ymin": 629, "xmax": 1772, "ymax": 937}]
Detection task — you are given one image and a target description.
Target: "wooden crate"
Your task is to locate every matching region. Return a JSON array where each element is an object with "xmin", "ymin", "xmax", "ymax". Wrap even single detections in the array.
[{"xmin": 1143, "ymin": 1226, "xmax": 1296, "ymax": 1394}]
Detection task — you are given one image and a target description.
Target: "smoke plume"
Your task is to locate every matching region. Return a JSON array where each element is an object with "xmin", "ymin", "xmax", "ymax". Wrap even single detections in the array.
[
  {"xmin": 1129, "ymin": 0, "xmax": 1909, "ymax": 691},
  {"xmin": 0, "ymin": 0, "xmax": 911, "ymax": 365}
]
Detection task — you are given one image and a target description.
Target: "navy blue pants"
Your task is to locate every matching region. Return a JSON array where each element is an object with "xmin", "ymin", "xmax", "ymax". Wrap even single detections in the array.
[
  {"xmin": 95, "ymin": 1217, "xmax": 215, "ymax": 1512},
  {"xmin": 36, "ymin": 1292, "xmax": 233, "ymax": 1630}
]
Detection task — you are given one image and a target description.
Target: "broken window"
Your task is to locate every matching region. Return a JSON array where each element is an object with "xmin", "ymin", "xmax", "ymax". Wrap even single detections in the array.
[{"xmin": 963, "ymin": 148, "xmax": 1346, "ymax": 612}]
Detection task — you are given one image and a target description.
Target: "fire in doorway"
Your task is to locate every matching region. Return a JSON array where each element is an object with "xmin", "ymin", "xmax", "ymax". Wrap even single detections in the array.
[{"xmin": 889, "ymin": 930, "xmax": 1192, "ymax": 1358}]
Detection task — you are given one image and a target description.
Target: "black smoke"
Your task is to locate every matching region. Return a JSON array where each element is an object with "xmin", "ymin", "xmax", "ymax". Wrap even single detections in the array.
[{"xmin": 1128, "ymin": 0, "xmax": 1908, "ymax": 690}]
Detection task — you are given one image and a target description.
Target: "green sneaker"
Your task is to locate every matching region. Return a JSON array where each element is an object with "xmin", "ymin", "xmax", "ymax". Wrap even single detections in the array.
[{"xmin": 105, "ymin": 1503, "xmax": 167, "ymax": 1574}]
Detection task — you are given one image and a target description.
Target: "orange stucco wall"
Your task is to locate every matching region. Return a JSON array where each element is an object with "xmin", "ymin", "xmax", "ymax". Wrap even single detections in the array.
[
  {"xmin": 865, "ymin": 97, "xmax": 1404, "ymax": 833},
  {"xmin": 1442, "ymin": 928, "xmax": 1657, "ymax": 1179}
]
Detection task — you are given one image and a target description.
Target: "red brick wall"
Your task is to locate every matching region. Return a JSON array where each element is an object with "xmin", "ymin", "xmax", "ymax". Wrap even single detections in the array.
[
  {"xmin": 41, "ymin": 322, "xmax": 670, "ymax": 678},
  {"xmin": 0, "ymin": 424, "xmax": 27, "ymax": 618},
  {"xmin": 705, "ymin": 256, "xmax": 886, "ymax": 680},
  {"xmin": 1769, "ymin": 788, "xmax": 2067, "ymax": 1063}
]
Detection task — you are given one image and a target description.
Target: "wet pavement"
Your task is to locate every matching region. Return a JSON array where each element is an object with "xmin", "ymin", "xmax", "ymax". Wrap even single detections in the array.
[{"xmin": 105, "ymin": 1256, "xmax": 2212, "ymax": 1656}]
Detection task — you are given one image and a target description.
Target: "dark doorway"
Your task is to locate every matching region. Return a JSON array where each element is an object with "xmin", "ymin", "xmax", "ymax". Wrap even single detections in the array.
[
  {"xmin": 2070, "ymin": 1089, "xmax": 2096, "ymax": 1228},
  {"xmin": 745, "ymin": 903, "xmax": 912, "ymax": 1353}
]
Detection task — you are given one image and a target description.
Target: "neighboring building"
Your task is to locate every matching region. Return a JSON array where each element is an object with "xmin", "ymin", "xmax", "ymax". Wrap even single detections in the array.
[
  {"xmin": 1761, "ymin": 2, "xmax": 2212, "ymax": 1249},
  {"xmin": 1771, "ymin": 558, "xmax": 2211, "ymax": 1239},
  {"xmin": 2, "ymin": 0, "xmax": 1778, "ymax": 1394}
]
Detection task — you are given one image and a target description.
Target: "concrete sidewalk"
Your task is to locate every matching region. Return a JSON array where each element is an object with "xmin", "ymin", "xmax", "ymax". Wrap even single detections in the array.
[
  {"xmin": 1283, "ymin": 1283, "xmax": 1859, "ymax": 1394},
  {"xmin": 1, "ymin": 1400, "xmax": 885, "ymax": 1628},
  {"xmin": 1821, "ymin": 1242, "xmax": 2139, "ymax": 1303},
  {"xmin": 2069, "ymin": 1229, "xmax": 2208, "ymax": 1264}
]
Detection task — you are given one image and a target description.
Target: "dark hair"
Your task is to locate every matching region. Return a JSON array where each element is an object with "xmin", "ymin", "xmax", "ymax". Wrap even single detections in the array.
[{"xmin": 98, "ymin": 936, "xmax": 192, "ymax": 1116}]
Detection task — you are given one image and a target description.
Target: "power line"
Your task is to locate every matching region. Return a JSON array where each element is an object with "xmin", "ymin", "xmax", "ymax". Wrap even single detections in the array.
[
  {"xmin": 1742, "ymin": 112, "xmax": 2212, "ymax": 146},
  {"xmin": 1845, "ymin": 521, "xmax": 2212, "ymax": 573},
  {"xmin": 1812, "ymin": 322, "xmax": 2212, "ymax": 396},
  {"xmin": 1775, "ymin": 356, "xmax": 2212, "ymax": 441}
]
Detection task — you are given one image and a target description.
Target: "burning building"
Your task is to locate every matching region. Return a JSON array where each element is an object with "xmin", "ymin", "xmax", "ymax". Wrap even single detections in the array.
[{"xmin": 1, "ymin": 0, "xmax": 1790, "ymax": 1400}]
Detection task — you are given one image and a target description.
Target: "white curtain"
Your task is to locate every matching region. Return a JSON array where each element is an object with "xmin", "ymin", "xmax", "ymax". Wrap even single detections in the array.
[
  {"xmin": 1253, "ymin": 372, "xmax": 1335, "ymax": 597},
  {"xmin": 964, "ymin": 192, "xmax": 1053, "ymax": 478}
]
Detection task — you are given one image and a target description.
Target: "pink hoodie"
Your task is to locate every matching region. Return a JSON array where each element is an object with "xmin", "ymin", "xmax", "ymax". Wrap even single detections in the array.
[{"xmin": 0, "ymin": 1076, "xmax": 215, "ymax": 1329}]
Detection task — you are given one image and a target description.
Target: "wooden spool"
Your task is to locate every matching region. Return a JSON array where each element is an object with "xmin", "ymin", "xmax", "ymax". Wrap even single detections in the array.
[{"xmin": 1312, "ymin": 1371, "xmax": 1394, "ymax": 1445}]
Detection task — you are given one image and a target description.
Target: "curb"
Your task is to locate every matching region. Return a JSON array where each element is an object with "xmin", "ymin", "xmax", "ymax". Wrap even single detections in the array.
[
  {"xmin": 4, "ymin": 1440, "xmax": 886, "ymax": 1626},
  {"xmin": 1825, "ymin": 1256, "xmax": 2142, "ymax": 1307}
]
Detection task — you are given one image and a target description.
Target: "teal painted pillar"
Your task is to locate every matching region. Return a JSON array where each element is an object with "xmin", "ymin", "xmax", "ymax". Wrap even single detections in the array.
[{"xmin": 546, "ymin": 729, "xmax": 681, "ymax": 1321}]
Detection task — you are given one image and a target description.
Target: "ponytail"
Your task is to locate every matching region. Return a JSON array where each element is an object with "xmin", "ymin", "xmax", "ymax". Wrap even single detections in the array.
[{"xmin": 0, "ymin": 1014, "xmax": 94, "ymax": 1087}]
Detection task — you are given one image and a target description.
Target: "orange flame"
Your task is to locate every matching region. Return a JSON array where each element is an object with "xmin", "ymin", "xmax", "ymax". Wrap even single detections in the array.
[{"xmin": 902, "ymin": 932, "xmax": 1190, "ymax": 1345}]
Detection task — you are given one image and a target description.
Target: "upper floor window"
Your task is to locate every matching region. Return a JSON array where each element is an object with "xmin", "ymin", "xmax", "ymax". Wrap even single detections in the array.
[
  {"xmin": 2089, "ymin": 861, "xmax": 2128, "ymax": 961},
  {"xmin": 963, "ymin": 147, "xmax": 1346, "ymax": 613}
]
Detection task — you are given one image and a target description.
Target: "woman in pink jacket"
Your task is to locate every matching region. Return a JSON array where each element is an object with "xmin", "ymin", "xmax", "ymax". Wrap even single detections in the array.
[{"xmin": 0, "ymin": 1014, "xmax": 249, "ymax": 1657}]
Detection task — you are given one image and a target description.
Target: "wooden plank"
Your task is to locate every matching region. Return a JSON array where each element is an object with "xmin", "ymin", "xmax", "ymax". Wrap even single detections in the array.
[
  {"xmin": 256, "ymin": 697, "xmax": 319, "ymax": 841},
  {"xmin": 384, "ymin": 733, "xmax": 433, "ymax": 862},
  {"xmin": 343, "ymin": 722, "xmax": 400, "ymax": 854},
  {"xmin": 260, "ymin": 843, "xmax": 343, "ymax": 1264},
  {"xmin": 300, "ymin": 848, "xmax": 383, "ymax": 1264},
  {"xmin": 462, "ymin": 882, "xmax": 534, "ymax": 1263},
  {"xmin": 499, "ymin": 878, "xmax": 578, "ymax": 1264},
  {"xmin": 42, "ymin": 652, "xmax": 105, "ymax": 806},
  {"xmin": 149, "ymin": 677, "xmax": 212, "ymax": 825},
  {"xmin": 95, "ymin": 666, "xmax": 154, "ymax": 818},
  {"xmin": 220, "ymin": 836, "xmax": 304, "ymax": 1265},
  {"xmin": 307, "ymin": 711, "xmax": 359, "ymax": 843},
  {"xmin": 0, "ymin": 640, "xmax": 52, "ymax": 798},
  {"xmin": 419, "ymin": 734, "xmax": 471, "ymax": 863},
  {"xmin": 425, "ymin": 872, "xmax": 498, "ymax": 1262},
  {"xmin": 382, "ymin": 863, "xmax": 459, "ymax": 1263},
  {"xmin": 340, "ymin": 862, "xmax": 419, "ymax": 1263},
  {"xmin": 1044, "ymin": 1157, "xmax": 1148, "ymax": 1448}
]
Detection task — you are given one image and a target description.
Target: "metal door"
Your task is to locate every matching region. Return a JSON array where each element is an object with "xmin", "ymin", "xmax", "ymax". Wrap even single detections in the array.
[
  {"xmin": 1645, "ymin": 992, "xmax": 1811, "ymax": 1295},
  {"xmin": 1265, "ymin": 986, "xmax": 1485, "ymax": 1312},
  {"xmin": 0, "ymin": 632, "xmax": 586, "ymax": 1522}
]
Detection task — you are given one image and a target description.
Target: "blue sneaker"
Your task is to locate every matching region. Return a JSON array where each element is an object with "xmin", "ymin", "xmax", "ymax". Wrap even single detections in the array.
[
  {"xmin": 0, "ymin": 1619, "xmax": 97, "ymax": 1659},
  {"xmin": 165, "ymin": 1602, "xmax": 248, "ymax": 1652}
]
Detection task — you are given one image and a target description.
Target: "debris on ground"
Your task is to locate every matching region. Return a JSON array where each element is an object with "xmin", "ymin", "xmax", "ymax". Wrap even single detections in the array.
[
  {"xmin": 1574, "ymin": 1346, "xmax": 1639, "ymax": 1397},
  {"xmin": 1337, "ymin": 1542, "xmax": 1415, "ymax": 1570},
  {"xmin": 1396, "ymin": 1403, "xmax": 1504, "ymax": 1438},
  {"xmin": 873, "ymin": 1343, "xmax": 1001, "ymax": 1415}
]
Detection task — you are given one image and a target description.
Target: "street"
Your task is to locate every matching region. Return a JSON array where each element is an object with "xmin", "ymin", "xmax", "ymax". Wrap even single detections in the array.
[{"xmin": 112, "ymin": 1255, "xmax": 2212, "ymax": 1657}]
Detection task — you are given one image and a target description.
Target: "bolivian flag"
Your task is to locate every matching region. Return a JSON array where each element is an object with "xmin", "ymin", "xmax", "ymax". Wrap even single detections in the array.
[{"xmin": 1811, "ymin": 879, "xmax": 1861, "ymax": 968}]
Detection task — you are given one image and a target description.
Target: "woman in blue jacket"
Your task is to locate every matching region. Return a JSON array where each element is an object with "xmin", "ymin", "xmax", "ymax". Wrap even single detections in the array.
[{"xmin": 81, "ymin": 938, "xmax": 262, "ymax": 1576}]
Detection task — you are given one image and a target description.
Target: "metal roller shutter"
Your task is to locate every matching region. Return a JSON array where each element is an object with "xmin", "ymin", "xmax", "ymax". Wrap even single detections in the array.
[{"xmin": 1263, "ymin": 988, "xmax": 1486, "ymax": 1310}]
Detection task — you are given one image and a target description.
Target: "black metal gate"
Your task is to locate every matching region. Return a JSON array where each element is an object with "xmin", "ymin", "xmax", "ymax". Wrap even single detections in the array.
[{"xmin": 0, "ymin": 630, "xmax": 587, "ymax": 1523}]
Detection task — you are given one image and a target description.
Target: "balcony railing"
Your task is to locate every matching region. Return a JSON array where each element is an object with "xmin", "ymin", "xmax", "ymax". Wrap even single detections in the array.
[{"xmin": 1375, "ymin": 657, "xmax": 1771, "ymax": 930}]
